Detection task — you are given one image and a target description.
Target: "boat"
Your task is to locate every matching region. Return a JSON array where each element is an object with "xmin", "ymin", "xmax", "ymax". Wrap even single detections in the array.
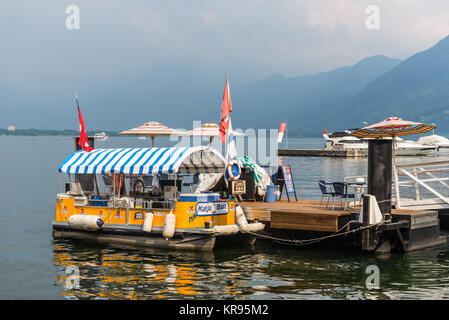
[
  {"xmin": 94, "ymin": 132, "xmax": 108, "ymax": 140},
  {"xmin": 323, "ymin": 130, "xmax": 437, "ymax": 156},
  {"xmin": 53, "ymin": 146, "xmax": 264, "ymax": 251},
  {"xmin": 417, "ymin": 134, "xmax": 449, "ymax": 153}
]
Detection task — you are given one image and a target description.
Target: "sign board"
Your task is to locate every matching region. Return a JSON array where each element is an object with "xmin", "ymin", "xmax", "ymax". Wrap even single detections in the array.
[
  {"xmin": 281, "ymin": 165, "xmax": 295, "ymax": 194},
  {"xmin": 231, "ymin": 180, "xmax": 246, "ymax": 195},
  {"xmin": 276, "ymin": 157, "xmax": 298, "ymax": 201},
  {"xmin": 196, "ymin": 201, "xmax": 229, "ymax": 216},
  {"xmin": 134, "ymin": 211, "xmax": 144, "ymax": 220}
]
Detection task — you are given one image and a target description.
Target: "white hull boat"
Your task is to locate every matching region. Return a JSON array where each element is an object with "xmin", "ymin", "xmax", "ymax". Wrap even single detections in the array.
[
  {"xmin": 94, "ymin": 132, "xmax": 108, "ymax": 141},
  {"xmin": 417, "ymin": 134, "xmax": 449, "ymax": 153},
  {"xmin": 323, "ymin": 130, "xmax": 437, "ymax": 156}
]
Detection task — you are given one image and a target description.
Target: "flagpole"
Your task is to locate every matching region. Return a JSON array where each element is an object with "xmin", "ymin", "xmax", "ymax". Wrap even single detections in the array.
[
  {"xmin": 224, "ymin": 68, "xmax": 228, "ymax": 160},
  {"xmin": 74, "ymin": 93, "xmax": 79, "ymax": 125},
  {"xmin": 225, "ymin": 67, "xmax": 230, "ymax": 161},
  {"xmin": 74, "ymin": 93, "xmax": 94, "ymax": 152}
]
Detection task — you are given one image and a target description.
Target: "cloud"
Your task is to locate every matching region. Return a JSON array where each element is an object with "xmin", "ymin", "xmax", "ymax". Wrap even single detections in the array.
[
  {"xmin": 1, "ymin": 0, "xmax": 449, "ymax": 84},
  {"xmin": 201, "ymin": 11, "xmax": 219, "ymax": 25}
]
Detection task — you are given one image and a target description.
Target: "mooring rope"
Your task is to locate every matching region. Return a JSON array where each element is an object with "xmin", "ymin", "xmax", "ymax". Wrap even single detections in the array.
[{"xmin": 241, "ymin": 221, "xmax": 384, "ymax": 247}]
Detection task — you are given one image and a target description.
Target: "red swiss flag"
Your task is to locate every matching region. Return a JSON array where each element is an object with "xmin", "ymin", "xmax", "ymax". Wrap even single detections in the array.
[
  {"xmin": 219, "ymin": 75, "xmax": 232, "ymax": 144},
  {"xmin": 77, "ymin": 106, "xmax": 94, "ymax": 152}
]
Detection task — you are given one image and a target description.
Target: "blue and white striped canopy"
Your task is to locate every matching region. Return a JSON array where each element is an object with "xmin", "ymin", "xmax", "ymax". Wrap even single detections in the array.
[{"xmin": 58, "ymin": 146, "xmax": 226, "ymax": 175}]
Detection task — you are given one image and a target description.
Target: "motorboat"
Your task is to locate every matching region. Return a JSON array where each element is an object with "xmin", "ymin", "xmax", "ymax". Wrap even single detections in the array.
[
  {"xmin": 94, "ymin": 132, "xmax": 108, "ymax": 141},
  {"xmin": 323, "ymin": 130, "xmax": 437, "ymax": 156},
  {"xmin": 53, "ymin": 146, "xmax": 263, "ymax": 251},
  {"xmin": 417, "ymin": 134, "xmax": 449, "ymax": 153},
  {"xmin": 395, "ymin": 137, "xmax": 438, "ymax": 155}
]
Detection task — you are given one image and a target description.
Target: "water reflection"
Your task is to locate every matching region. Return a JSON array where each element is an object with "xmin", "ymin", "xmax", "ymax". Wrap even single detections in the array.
[
  {"xmin": 52, "ymin": 238, "xmax": 449, "ymax": 300},
  {"xmin": 53, "ymin": 240, "xmax": 217, "ymax": 299}
]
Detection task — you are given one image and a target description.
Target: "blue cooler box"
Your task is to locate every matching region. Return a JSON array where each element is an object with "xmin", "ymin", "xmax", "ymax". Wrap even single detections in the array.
[{"xmin": 179, "ymin": 193, "xmax": 220, "ymax": 202}]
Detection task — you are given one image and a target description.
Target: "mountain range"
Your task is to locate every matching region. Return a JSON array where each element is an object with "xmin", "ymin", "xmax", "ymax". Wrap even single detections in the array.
[
  {"xmin": 328, "ymin": 35, "xmax": 449, "ymax": 132},
  {"xmin": 3, "ymin": 34, "xmax": 449, "ymax": 135},
  {"xmin": 232, "ymin": 34, "xmax": 449, "ymax": 134}
]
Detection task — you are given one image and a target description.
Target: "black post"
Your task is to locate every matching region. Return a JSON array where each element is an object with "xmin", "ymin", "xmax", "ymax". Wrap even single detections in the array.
[{"xmin": 368, "ymin": 139, "xmax": 392, "ymax": 219}]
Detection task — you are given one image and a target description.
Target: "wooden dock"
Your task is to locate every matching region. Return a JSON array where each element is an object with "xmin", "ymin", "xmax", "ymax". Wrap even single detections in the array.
[
  {"xmin": 238, "ymin": 199, "xmax": 448, "ymax": 252},
  {"xmin": 278, "ymin": 149, "xmax": 367, "ymax": 157},
  {"xmin": 266, "ymin": 140, "xmax": 449, "ymax": 253},
  {"xmin": 239, "ymin": 200, "xmax": 352, "ymax": 232}
]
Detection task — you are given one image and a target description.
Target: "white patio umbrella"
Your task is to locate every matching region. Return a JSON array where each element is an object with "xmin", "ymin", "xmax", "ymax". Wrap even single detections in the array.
[
  {"xmin": 176, "ymin": 122, "xmax": 244, "ymax": 145},
  {"xmin": 118, "ymin": 121, "xmax": 184, "ymax": 147}
]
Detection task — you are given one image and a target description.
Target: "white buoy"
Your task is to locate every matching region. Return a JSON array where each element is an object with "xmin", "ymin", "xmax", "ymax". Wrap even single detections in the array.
[
  {"xmin": 240, "ymin": 222, "xmax": 265, "ymax": 232},
  {"xmin": 163, "ymin": 211, "xmax": 176, "ymax": 239},
  {"xmin": 68, "ymin": 214, "xmax": 104, "ymax": 231},
  {"xmin": 212, "ymin": 224, "xmax": 240, "ymax": 235},
  {"xmin": 235, "ymin": 204, "xmax": 248, "ymax": 227},
  {"xmin": 142, "ymin": 210, "xmax": 154, "ymax": 233}
]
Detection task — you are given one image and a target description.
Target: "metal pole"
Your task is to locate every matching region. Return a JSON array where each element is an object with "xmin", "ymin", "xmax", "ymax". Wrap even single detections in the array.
[
  {"xmin": 413, "ymin": 168, "xmax": 420, "ymax": 201},
  {"xmin": 362, "ymin": 195, "xmax": 372, "ymax": 251},
  {"xmin": 288, "ymin": 165, "xmax": 298, "ymax": 201},
  {"xmin": 393, "ymin": 164, "xmax": 401, "ymax": 209}
]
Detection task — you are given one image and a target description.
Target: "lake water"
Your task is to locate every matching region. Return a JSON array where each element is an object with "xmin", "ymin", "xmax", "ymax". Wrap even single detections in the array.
[{"xmin": 2, "ymin": 135, "xmax": 449, "ymax": 300}]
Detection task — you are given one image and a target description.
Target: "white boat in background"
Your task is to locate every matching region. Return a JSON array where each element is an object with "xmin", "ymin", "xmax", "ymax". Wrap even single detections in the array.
[
  {"xmin": 94, "ymin": 132, "xmax": 108, "ymax": 141},
  {"xmin": 395, "ymin": 137, "xmax": 437, "ymax": 155},
  {"xmin": 323, "ymin": 130, "xmax": 437, "ymax": 156},
  {"xmin": 417, "ymin": 134, "xmax": 449, "ymax": 152}
]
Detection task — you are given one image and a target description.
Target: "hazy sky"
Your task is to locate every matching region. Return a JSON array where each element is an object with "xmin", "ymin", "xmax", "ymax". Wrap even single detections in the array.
[
  {"xmin": 2, "ymin": 1, "xmax": 449, "ymax": 129},
  {"xmin": 2, "ymin": 0, "xmax": 449, "ymax": 86}
]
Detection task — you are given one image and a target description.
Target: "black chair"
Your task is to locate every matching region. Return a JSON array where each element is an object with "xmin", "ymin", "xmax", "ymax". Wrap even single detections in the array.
[
  {"xmin": 318, "ymin": 180, "xmax": 335, "ymax": 207},
  {"xmin": 332, "ymin": 182, "xmax": 355, "ymax": 211}
]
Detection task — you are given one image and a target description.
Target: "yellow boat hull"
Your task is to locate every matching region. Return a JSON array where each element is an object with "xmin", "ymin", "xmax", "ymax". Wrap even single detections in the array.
[{"xmin": 52, "ymin": 197, "xmax": 259, "ymax": 251}]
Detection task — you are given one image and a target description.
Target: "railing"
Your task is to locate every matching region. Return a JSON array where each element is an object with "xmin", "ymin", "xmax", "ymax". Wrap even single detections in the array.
[
  {"xmin": 77, "ymin": 196, "xmax": 175, "ymax": 210},
  {"xmin": 394, "ymin": 159, "xmax": 449, "ymax": 209}
]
